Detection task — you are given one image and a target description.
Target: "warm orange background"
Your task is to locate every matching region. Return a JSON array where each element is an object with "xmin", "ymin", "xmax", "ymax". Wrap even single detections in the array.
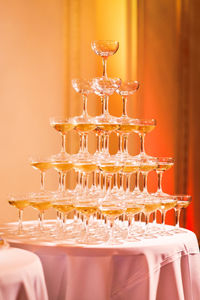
[{"xmin": 0, "ymin": 0, "xmax": 199, "ymax": 241}]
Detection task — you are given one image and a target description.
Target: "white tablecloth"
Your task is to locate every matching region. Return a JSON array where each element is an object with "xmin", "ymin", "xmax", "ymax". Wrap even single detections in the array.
[
  {"xmin": 6, "ymin": 227, "xmax": 200, "ymax": 300},
  {"xmin": 0, "ymin": 247, "xmax": 48, "ymax": 300}
]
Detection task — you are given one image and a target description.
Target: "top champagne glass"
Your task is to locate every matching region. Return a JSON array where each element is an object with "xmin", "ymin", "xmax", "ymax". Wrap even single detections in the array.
[{"xmin": 91, "ymin": 40, "xmax": 119, "ymax": 77}]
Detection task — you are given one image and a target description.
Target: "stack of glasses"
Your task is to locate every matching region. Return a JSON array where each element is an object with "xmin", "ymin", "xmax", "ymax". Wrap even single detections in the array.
[{"xmin": 8, "ymin": 40, "xmax": 191, "ymax": 245}]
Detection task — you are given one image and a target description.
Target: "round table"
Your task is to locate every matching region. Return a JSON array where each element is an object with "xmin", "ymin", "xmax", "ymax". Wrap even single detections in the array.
[
  {"xmin": 0, "ymin": 247, "xmax": 48, "ymax": 300},
  {"xmin": 2, "ymin": 223, "xmax": 200, "ymax": 300}
]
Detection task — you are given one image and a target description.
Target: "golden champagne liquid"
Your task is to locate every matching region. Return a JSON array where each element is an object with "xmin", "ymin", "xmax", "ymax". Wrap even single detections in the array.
[
  {"xmin": 161, "ymin": 201, "xmax": 177, "ymax": 211},
  {"xmin": 30, "ymin": 201, "xmax": 52, "ymax": 211},
  {"xmin": 31, "ymin": 162, "xmax": 52, "ymax": 172},
  {"xmin": 9, "ymin": 200, "xmax": 30, "ymax": 210},
  {"xmin": 176, "ymin": 201, "xmax": 190, "ymax": 209},
  {"xmin": 52, "ymin": 162, "xmax": 74, "ymax": 172},
  {"xmin": 53, "ymin": 203, "xmax": 74, "ymax": 214},
  {"xmin": 117, "ymin": 124, "xmax": 139, "ymax": 134},
  {"xmin": 52, "ymin": 123, "xmax": 75, "ymax": 134},
  {"xmin": 122, "ymin": 165, "xmax": 140, "ymax": 173},
  {"xmin": 99, "ymin": 164, "xmax": 122, "ymax": 173},
  {"xmin": 126, "ymin": 206, "xmax": 143, "ymax": 216},
  {"xmin": 156, "ymin": 163, "xmax": 173, "ymax": 171},
  {"xmin": 101, "ymin": 208, "xmax": 124, "ymax": 217},
  {"xmin": 140, "ymin": 164, "xmax": 157, "ymax": 172},
  {"xmin": 135, "ymin": 124, "xmax": 156, "ymax": 134},
  {"xmin": 144, "ymin": 202, "xmax": 161, "ymax": 213},
  {"xmin": 74, "ymin": 163, "xmax": 98, "ymax": 172},
  {"xmin": 75, "ymin": 124, "xmax": 97, "ymax": 133},
  {"xmin": 76, "ymin": 206, "xmax": 98, "ymax": 216},
  {"xmin": 96, "ymin": 124, "xmax": 119, "ymax": 133}
]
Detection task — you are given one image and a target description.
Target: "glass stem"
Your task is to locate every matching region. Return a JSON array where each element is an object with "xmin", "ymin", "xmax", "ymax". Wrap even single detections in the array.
[
  {"xmin": 119, "ymin": 173, "xmax": 124, "ymax": 191},
  {"xmin": 102, "ymin": 57, "xmax": 108, "ymax": 77},
  {"xmin": 18, "ymin": 209, "xmax": 23, "ymax": 232},
  {"xmin": 100, "ymin": 96, "xmax": 104, "ymax": 115},
  {"xmin": 61, "ymin": 134, "xmax": 66, "ymax": 153},
  {"xmin": 142, "ymin": 172, "xmax": 148, "ymax": 194},
  {"xmin": 113, "ymin": 173, "xmax": 118, "ymax": 189},
  {"xmin": 134, "ymin": 171, "xmax": 140, "ymax": 192},
  {"xmin": 80, "ymin": 134, "xmax": 84, "ymax": 153},
  {"xmin": 83, "ymin": 134, "xmax": 89, "ymax": 153},
  {"xmin": 123, "ymin": 134, "xmax": 129, "ymax": 154},
  {"xmin": 157, "ymin": 171, "xmax": 163, "ymax": 193},
  {"xmin": 82, "ymin": 95, "xmax": 88, "ymax": 118},
  {"xmin": 38, "ymin": 211, "xmax": 44, "ymax": 231},
  {"xmin": 126, "ymin": 174, "xmax": 131, "ymax": 192},
  {"xmin": 97, "ymin": 135, "xmax": 100, "ymax": 153},
  {"xmin": 175, "ymin": 208, "xmax": 181, "ymax": 228},
  {"xmin": 40, "ymin": 171, "xmax": 45, "ymax": 190},
  {"xmin": 104, "ymin": 134, "xmax": 109, "ymax": 155},
  {"xmin": 122, "ymin": 97, "xmax": 128, "ymax": 117},
  {"xmin": 104, "ymin": 96, "xmax": 109, "ymax": 116},
  {"xmin": 161, "ymin": 210, "xmax": 166, "ymax": 226},
  {"xmin": 118, "ymin": 134, "xmax": 123, "ymax": 153},
  {"xmin": 106, "ymin": 174, "xmax": 112, "ymax": 193},
  {"xmin": 139, "ymin": 133, "xmax": 146, "ymax": 155}
]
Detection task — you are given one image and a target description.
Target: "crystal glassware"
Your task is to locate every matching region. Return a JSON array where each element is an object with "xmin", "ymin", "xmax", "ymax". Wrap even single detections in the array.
[
  {"xmin": 30, "ymin": 157, "xmax": 53, "ymax": 191},
  {"xmin": 50, "ymin": 117, "xmax": 75, "ymax": 160},
  {"xmin": 173, "ymin": 195, "xmax": 192, "ymax": 229},
  {"xmin": 8, "ymin": 193, "xmax": 30, "ymax": 234},
  {"xmin": 116, "ymin": 80, "xmax": 139, "ymax": 119},
  {"xmin": 91, "ymin": 40, "xmax": 119, "ymax": 77},
  {"xmin": 154, "ymin": 157, "xmax": 174, "ymax": 196},
  {"xmin": 51, "ymin": 159, "xmax": 74, "ymax": 191},
  {"xmin": 133, "ymin": 119, "xmax": 157, "ymax": 160},
  {"xmin": 29, "ymin": 192, "xmax": 53, "ymax": 233}
]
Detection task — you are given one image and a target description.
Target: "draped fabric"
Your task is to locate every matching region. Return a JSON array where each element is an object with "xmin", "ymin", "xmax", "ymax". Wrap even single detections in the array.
[{"xmin": 137, "ymin": 0, "xmax": 200, "ymax": 241}]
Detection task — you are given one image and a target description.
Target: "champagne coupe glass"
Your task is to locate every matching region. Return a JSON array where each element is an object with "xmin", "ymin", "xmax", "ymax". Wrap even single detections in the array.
[
  {"xmin": 154, "ymin": 157, "xmax": 174, "ymax": 196},
  {"xmin": 143, "ymin": 196, "xmax": 161, "ymax": 237},
  {"xmin": 115, "ymin": 80, "xmax": 139, "ymax": 159},
  {"xmin": 71, "ymin": 78, "xmax": 96, "ymax": 158},
  {"xmin": 158, "ymin": 195, "xmax": 177, "ymax": 233},
  {"xmin": 29, "ymin": 192, "xmax": 53, "ymax": 234},
  {"xmin": 125, "ymin": 201, "xmax": 144, "ymax": 241},
  {"xmin": 98, "ymin": 158, "xmax": 124, "ymax": 244},
  {"xmin": 72, "ymin": 79, "xmax": 93, "ymax": 118},
  {"xmin": 116, "ymin": 80, "xmax": 139, "ymax": 120},
  {"xmin": 30, "ymin": 157, "xmax": 53, "ymax": 191},
  {"xmin": 92, "ymin": 77, "xmax": 121, "ymax": 120},
  {"xmin": 91, "ymin": 40, "xmax": 119, "ymax": 77},
  {"xmin": 50, "ymin": 117, "xmax": 75, "ymax": 160},
  {"xmin": 138, "ymin": 158, "xmax": 158, "ymax": 196},
  {"xmin": 8, "ymin": 193, "xmax": 30, "ymax": 235},
  {"xmin": 73, "ymin": 158, "xmax": 98, "ymax": 195},
  {"xmin": 121, "ymin": 159, "xmax": 141, "ymax": 197},
  {"xmin": 92, "ymin": 77, "xmax": 121, "ymax": 158},
  {"xmin": 133, "ymin": 119, "xmax": 157, "ymax": 160},
  {"xmin": 173, "ymin": 195, "xmax": 192, "ymax": 230},
  {"xmin": 52, "ymin": 191, "xmax": 76, "ymax": 239},
  {"xmin": 75, "ymin": 194, "xmax": 100, "ymax": 244},
  {"xmin": 115, "ymin": 118, "xmax": 139, "ymax": 160},
  {"xmin": 51, "ymin": 159, "xmax": 74, "ymax": 192}
]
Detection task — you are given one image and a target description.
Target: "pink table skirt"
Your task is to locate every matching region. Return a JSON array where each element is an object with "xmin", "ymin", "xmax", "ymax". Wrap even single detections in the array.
[
  {"xmin": 8, "ymin": 227, "xmax": 200, "ymax": 300},
  {"xmin": 0, "ymin": 247, "xmax": 48, "ymax": 300}
]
